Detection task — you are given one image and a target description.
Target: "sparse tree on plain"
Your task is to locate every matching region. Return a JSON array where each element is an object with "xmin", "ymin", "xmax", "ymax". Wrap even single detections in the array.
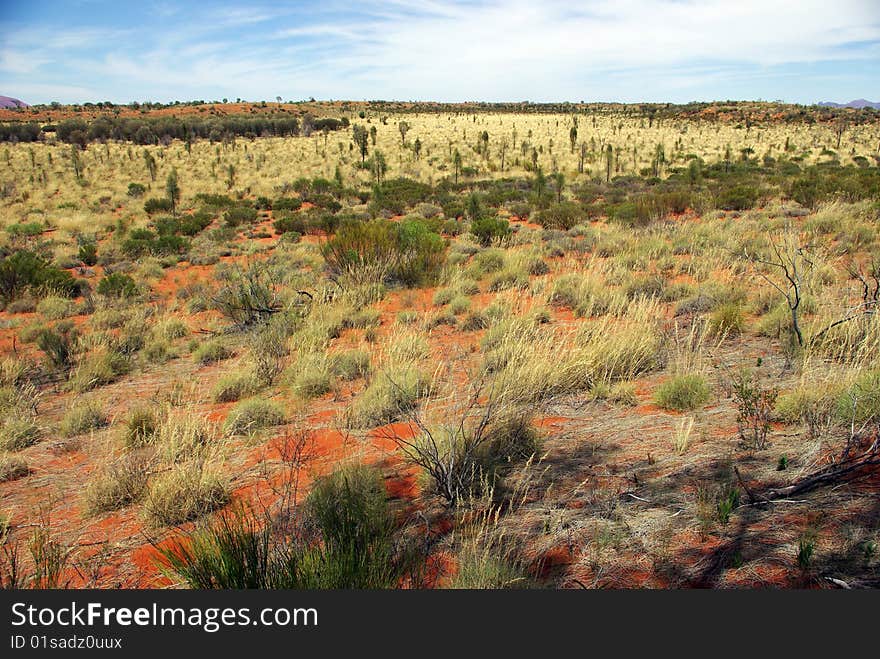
[
  {"xmin": 143, "ymin": 149, "xmax": 156, "ymax": 181},
  {"xmin": 352, "ymin": 125, "xmax": 369, "ymax": 164},
  {"xmin": 165, "ymin": 168, "xmax": 180, "ymax": 216}
]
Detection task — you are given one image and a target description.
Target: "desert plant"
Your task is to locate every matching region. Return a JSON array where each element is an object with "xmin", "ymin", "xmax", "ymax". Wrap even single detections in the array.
[
  {"xmin": 59, "ymin": 400, "xmax": 108, "ymax": 437},
  {"xmin": 193, "ymin": 339, "xmax": 233, "ymax": 365},
  {"xmin": 655, "ymin": 374, "xmax": 711, "ymax": 411},
  {"xmin": 0, "ymin": 453, "xmax": 28, "ymax": 482},
  {"xmin": 84, "ymin": 452, "xmax": 152, "ymax": 514},
  {"xmin": 143, "ymin": 461, "xmax": 229, "ymax": 527},
  {"xmin": 224, "ymin": 398, "xmax": 286, "ymax": 435},
  {"xmin": 732, "ymin": 368, "xmax": 778, "ymax": 449}
]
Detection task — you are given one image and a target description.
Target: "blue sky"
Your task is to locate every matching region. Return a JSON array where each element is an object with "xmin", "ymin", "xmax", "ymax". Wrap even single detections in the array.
[{"xmin": 1, "ymin": 0, "xmax": 878, "ymax": 105}]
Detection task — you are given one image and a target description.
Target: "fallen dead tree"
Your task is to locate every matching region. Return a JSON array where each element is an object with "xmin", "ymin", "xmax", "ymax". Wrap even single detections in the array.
[{"xmin": 736, "ymin": 433, "xmax": 880, "ymax": 505}]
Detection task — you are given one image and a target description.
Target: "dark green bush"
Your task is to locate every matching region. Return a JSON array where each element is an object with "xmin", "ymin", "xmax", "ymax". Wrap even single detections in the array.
[
  {"xmin": 470, "ymin": 216, "xmax": 512, "ymax": 247},
  {"xmin": 273, "ymin": 197, "xmax": 303, "ymax": 212},
  {"xmin": 77, "ymin": 242, "xmax": 98, "ymax": 266},
  {"xmin": 716, "ymin": 184, "xmax": 759, "ymax": 211},
  {"xmin": 144, "ymin": 197, "xmax": 173, "ymax": 214},
  {"xmin": 223, "ymin": 205, "xmax": 258, "ymax": 227},
  {"xmin": 157, "ymin": 464, "xmax": 423, "ymax": 589},
  {"xmin": 97, "ymin": 272, "xmax": 137, "ymax": 298},
  {"xmin": 0, "ymin": 251, "xmax": 82, "ymax": 302},
  {"xmin": 536, "ymin": 202, "xmax": 586, "ymax": 230},
  {"xmin": 322, "ymin": 218, "xmax": 445, "ymax": 286}
]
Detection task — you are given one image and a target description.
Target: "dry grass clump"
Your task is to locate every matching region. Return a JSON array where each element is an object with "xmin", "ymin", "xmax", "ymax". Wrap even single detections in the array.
[
  {"xmin": 0, "ymin": 452, "xmax": 29, "ymax": 482},
  {"xmin": 655, "ymin": 374, "xmax": 712, "ymax": 411},
  {"xmin": 224, "ymin": 397, "xmax": 286, "ymax": 436},
  {"xmin": 212, "ymin": 371, "xmax": 261, "ymax": 403},
  {"xmin": 0, "ymin": 413, "xmax": 40, "ymax": 451},
  {"xmin": 155, "ymin": 410, "xmax": 217, "ymax": 463},
  {"xmin": 329, "ymin": 349, "xmax": 371, "ymax": 381},
  {"xmin": 84, "ymin": 451, "xmax": 152, "ymax": 514},
  {"xmin": 286, "ymin": 352, "xmax": 333, "ymax": 399},
  {"xmin": 67, "ymin": 347, "xmax": 130, "ymax": 392},
  {"xmin": 59, "ymin": 399, "xmax": 108, "ymax": 437},
  {"xmin": 143, "ymin": 460, "xmax": 229, "ymax": 527},
  {"xmin": 575, "ymin": 297, "xmax": 664, "ymax": 383},
  {"xmin": 123, "ymin": 404, "xmax": 159, "ymax": 447},
  {"xmin": 346, "ymin": 365, "xmax": 428, "ymax": 429},
  {"xmin": 193, "ymin": 339, "xmax": 234, "ymax": 365}
]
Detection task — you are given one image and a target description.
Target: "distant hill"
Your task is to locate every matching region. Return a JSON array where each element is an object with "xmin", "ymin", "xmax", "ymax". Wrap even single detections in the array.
[
  {"xmin": 818, "ymin": 99, "xmax": 880, "ymax": 109},
  {"xmin": 0, "ymin": 96, "xmax": 29, "ymax": 109}
]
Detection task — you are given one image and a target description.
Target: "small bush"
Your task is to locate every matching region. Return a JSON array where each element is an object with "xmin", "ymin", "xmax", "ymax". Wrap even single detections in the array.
[
  {"xmin": 144, "ymin": 462, "xmax": 229, "ymax": 527},
  {"xmin": 346, "ymin": 366, "xmax": 427, "ymax": 428},
  {"xmin": 84, "ymin": 452, "xmax": 151, "ymax": 514},
  {"xmin": 193, "ymin": 340, "xmax": 233, "ymax": 365},
  {"xmin": 329, "ymin": 350, "xmax": 371, "ymax": 380},
  {"xmin": 213, "ymin": 372, "xmax": 261, "ymax": 403},
  {"xmin": 0, "ymin": 452, "xmax": 28, "ymax": 482},
  {"xmin": 470, "ymin": 216, "xmax": 512, "ymax": 246},
  {"xmin": 37, "ymin": 326, "xmax": 78, "ymax": 371},
  {"xmin": 59, "ymin": 400, "xmax": 108, "ymax": 437},
  {"xmin": 0, "ymin": 250, "xmax": 82, "ymax": 302},
  {"xmin": 97, "ymin": 272, "xmax": 137, "ymax": 298},
  {"xmin": 124, "ymin": 405, "xmax": 159, "ymax": 448},
  {"xmin": 0, "ymin": 416, "xmax": 40, "ymax": 451},
  {"xmin": 144, "ymin": 197, "xmax": 173, "ymax": 214},
  {"xmin": 654, "ymin": 374, "xmax": 711, "ymax": 411},
  {"xmin": 224, "ymin": 398, "xmax": 286, "ymax": 435},
  {"xmin": 535, "ymin": 202, "xmax": 586, "ymax": 230}
]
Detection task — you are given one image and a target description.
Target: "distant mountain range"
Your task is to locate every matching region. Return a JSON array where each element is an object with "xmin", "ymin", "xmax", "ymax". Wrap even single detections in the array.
[
  {"xmin": 0, "ymin": 96, "xmax": 29, "ymax": 109},
  {"xmin": 817, "ymin": 99, "xmax": 880, "ymax": 109}
]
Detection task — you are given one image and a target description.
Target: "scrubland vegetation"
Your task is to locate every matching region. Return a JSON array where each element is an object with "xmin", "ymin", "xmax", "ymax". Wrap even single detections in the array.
[{"xmin": 0, "ymin": 100, "xmax": 878, "ymax": 589}]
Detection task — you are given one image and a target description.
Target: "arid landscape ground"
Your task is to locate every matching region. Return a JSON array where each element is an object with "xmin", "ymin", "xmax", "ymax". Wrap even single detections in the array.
[{"xmin": 0, "ymin": 100, "xmax": 878, "ymax": 588}]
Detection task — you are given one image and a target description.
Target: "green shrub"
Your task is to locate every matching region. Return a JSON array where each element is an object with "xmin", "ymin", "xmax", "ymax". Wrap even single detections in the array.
[
  {"xmin": 470, "ymin": 216, "xmax": 512, "ymax": 246},
  {"xmin": 535, "ymin": 202, "xmax": 585, "ymax": 230},
  {"xmin": 716, "ymin": 184, "xmax": 759, "ymax": 211},
  {"xmin": 144, "ymin": 197, "xmax": 173, "ymax": 214},
  {"xmin": 223, "ymin": 205, "xmax": 258, "ymax": 227},
  {"xmin": 0, "ymin": 250, "xmax": 82, "ymax": 302},
  {"xmin": 37, "ymin": 326, "xmax": 78, "ymax": 371},
  {"xmin": 654, "ymin": 374, "xmax": 711, "ymax": 411},
  {"xmin": 97, "ymin": 272, "xmax": 137, "ymax": 298},
  {"xmin": 321, "ymin": 218, "xmax": 445, "ymax": 287},
  {"xmin": 157, "ymin": 464, "xmax": 416, "ymax": 589},
  {"xmin": 77, "ymin": 242, "xmax": 98, "ymax": 266}
]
